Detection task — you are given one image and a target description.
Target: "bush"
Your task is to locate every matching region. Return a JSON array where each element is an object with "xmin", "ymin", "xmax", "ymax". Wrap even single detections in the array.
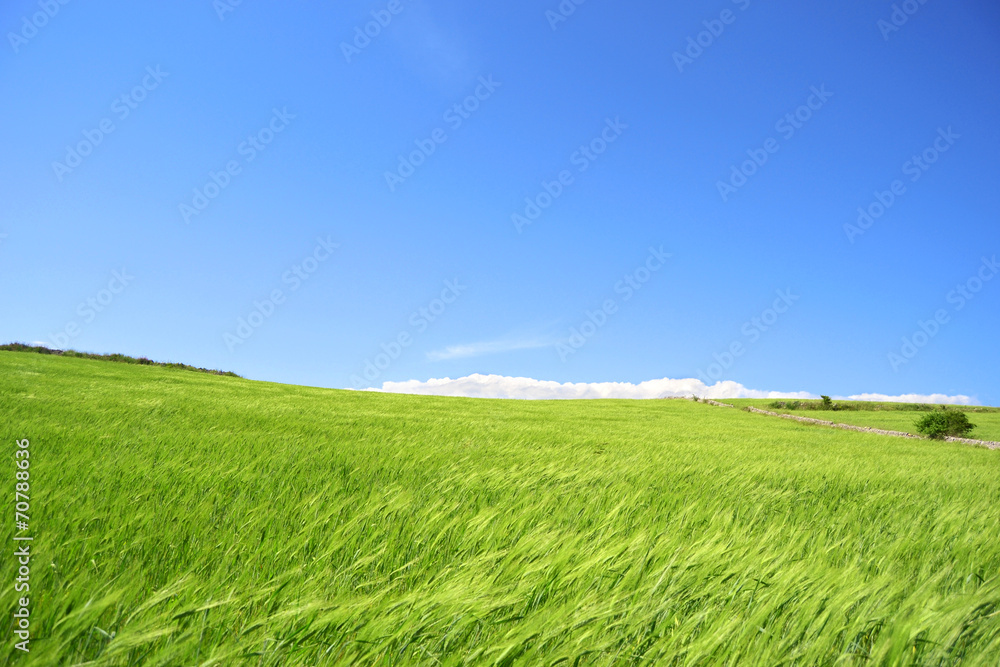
[
  {"xmin": 915, "ymin": 409, "xmax": 976, "ymax": 440},
  {"xmin": 820, "ymin": 395, "xmax": 834, "ymax": 410}
]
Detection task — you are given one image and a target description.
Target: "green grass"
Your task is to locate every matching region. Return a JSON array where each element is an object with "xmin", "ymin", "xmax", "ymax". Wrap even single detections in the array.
[
  {"xmin": 720, "ymin": 399, "xmax": 1000, "ymax": 442},
  {"xmin": 0, "ymin": 342, "xmax": 240, "ymax": 378},
  {"xmin": 3, "ymin": 350, "xmax": 1000, "ymax": 665}
]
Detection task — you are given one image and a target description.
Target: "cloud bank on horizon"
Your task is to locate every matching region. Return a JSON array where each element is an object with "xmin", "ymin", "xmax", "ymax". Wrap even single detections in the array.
[{"xmin": 366, "ymin": 374, "xmax": 978, "ymax": 405}]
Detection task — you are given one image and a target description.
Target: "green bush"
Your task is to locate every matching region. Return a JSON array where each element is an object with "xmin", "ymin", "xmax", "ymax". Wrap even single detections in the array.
[
  {"xmin": 820, "ymin": 395, "xmax": 834, "ymax": 410},
  {"xmin": 915, "ymin": 409, "xmax": 976, "ymax": 440}
]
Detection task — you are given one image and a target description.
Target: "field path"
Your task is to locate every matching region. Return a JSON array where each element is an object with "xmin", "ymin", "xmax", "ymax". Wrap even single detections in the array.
[{"xmin": 695, "ymin": 399, "xmax": 1000, "ymax": 450}]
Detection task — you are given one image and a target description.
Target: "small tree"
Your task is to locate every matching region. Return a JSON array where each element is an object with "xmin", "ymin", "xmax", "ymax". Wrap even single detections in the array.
[
  {"xmin": 915, "ymin": 409, "xmax": 976, "ymax": 440},
  {"xmin": 820, "ymin": 395, "xmax": 833, "ymax": 410}
]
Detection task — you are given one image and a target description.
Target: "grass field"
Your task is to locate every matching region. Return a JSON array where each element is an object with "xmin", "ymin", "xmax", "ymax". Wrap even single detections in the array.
[
  {"xmin": 719, "ymin": 399, "xmax": 1000, "ymax": 442},
  {"xmin": 3, "ymin": 350, "xmax": 1000, "ymax": 665}
]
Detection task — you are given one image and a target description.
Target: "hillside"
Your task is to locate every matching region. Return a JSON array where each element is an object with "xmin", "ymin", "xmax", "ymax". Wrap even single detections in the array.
[
  {"xmin": 720, "ymin": 398, "xmax": 1000, "ymax": 443},
  {"xmin": 2, "ymin": 349, "xmax": 999, "ymax": 665}
]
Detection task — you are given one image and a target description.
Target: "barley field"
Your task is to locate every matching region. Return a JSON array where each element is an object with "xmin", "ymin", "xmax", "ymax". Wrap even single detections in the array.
[{"xmin": 2, "ymin": 350, "xmax": 999, "ymax": 665}]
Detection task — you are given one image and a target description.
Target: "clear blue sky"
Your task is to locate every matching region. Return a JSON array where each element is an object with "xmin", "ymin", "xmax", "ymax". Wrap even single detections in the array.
[{"xmin": 2, "ymin": 0, "xmax": 998, "ymax": 403}]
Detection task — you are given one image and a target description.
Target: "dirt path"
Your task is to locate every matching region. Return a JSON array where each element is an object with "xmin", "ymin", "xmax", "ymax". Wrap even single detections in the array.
[{"xmin": 692, "ymin": 399, "xmax": 1000, "ymax": 450}]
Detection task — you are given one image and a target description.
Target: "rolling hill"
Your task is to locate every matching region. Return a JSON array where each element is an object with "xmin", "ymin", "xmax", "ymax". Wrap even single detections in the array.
[{"xmin": 2, "ymin": 349, "xmax": 998, "ymax": 665}]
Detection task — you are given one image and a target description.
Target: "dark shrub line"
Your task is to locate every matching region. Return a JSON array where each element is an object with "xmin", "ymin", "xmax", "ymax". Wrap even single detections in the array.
[
  {"xmin": 767, "ymin": 398, "xmax": 996, "ymax": 414},
  {"xmin": 0, "ymin": 342, "xmax": 241, "ymax": 378}
]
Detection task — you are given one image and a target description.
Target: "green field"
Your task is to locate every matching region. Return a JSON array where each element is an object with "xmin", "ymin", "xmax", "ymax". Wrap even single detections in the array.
[
  {"xmin": 3, "ymin": 350, "xmax": 1000, "ymax": 665},
  {"xmin": 719, "ymin": 399, "xmax": 1000, "ymax": 442}
]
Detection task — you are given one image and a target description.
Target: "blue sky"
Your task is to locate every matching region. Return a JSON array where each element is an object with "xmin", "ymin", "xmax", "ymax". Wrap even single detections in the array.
[{"xmin": 2, "ymin": 0, "xmax": 998, "ymax": 403}]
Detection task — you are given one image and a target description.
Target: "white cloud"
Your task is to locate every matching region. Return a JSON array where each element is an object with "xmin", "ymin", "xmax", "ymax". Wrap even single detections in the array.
[
  {"xmin": 843, "ymin": 393, "xmax": 977, "ymax": 405},
  {"xmin": 369, "ymin": 374, "xmax": 816, "ymax": 401},
  {"xmin": 426, "ymin": 337, "xmax": 553, "ymax": 362},
  {"xmin": 361, "ymin": 374, "xmax": 980, "ymax": 404}
]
